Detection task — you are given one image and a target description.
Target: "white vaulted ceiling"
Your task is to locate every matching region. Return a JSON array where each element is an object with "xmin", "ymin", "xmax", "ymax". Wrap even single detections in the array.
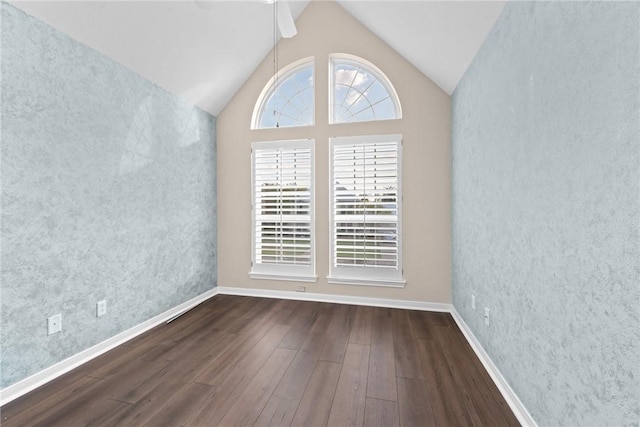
[
  {"xmin": 336, "ymin": 1, "xmax": 506, "ymax": 95},
  {"xmin": 9, "ymin": 0, "xmax": 506, "ymax": 116}
]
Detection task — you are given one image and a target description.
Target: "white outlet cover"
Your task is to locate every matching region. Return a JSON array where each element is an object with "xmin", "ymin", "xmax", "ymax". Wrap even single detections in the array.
[
  {"xmin": 97, "ymin": 300, "xmax": 107, "ymax": 317},
  {"xmin": 471, "ymin": 295, "xmax": 476, "ymax": 310},
  {"xmin": 484, "ymin": 307, "xmax": 490, "ymax": 325},
  {"xmin": 48, "ymin": 314, "xmax": 62, "ymax": 335}
]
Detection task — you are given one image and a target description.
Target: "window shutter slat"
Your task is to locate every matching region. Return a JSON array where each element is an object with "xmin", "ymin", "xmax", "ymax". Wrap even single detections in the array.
[
  {"xmin": 332, "ymin": 139, "xmax": 400, "ymax": 270},
  {"xmin": 253, "ymin": 143, "xmax": 313, "ymax": 268}
]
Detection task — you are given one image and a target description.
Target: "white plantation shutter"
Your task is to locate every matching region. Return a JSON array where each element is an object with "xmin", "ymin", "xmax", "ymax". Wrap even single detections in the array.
[
  {"xmin": 251, "ymin": 140, "xmax": 315, "ymax": 280},
  {"xmin": 329, "ymin": 135, "xmax": 404, "ymax": 286}
]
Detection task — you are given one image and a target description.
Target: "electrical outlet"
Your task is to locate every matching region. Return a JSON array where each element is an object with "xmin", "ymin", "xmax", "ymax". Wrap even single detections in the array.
[
  {"xmin": 48, "ymin": 314, "xmax": 62, "ymax": 335},
  {"xmin": 295, "ymin": 285, "xmax": 306, "ymax": 292},
  {"xmin": 97, "ymin": 300, "xmax": 107, "ymax": 317},
  {"xmin": 471, "ymin": 295, "xmax": 476, "ymax": 310},
  {"xmin": 484, "ymin": 307, "xmax": 490, "ymax": 325}
]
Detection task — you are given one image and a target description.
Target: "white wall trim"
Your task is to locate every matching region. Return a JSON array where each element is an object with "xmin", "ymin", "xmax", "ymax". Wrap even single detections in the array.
[
  {"xmin": 0, "ymin": 287, "xmax": 219, "ymax": 407},
  {"xmin": 450, "ymin": 307, "xmax": 538, "ymax": 427},
  {"xmin": 219, "ymin": 287, "xmax": 535, "ymax": 426},
  {"xmin": 249, "ymin": 273, "xmax": 318, "ymax": 283},
  {"xmin": 216, "ymin": 286, "xmax": 451, "ymax": 312},
  {"xmin": 1, "ymin": 285, "xmax": 535, "ymax": 427},
  {"xmin": 326, "ymin": 276, "xmax": 406, "ymax": 288}
]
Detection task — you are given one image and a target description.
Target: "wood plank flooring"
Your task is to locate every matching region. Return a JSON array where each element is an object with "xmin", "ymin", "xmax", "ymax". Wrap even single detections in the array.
[{"xmin": 0, "ymin": 295, "xmax": 520, "ymax": 427}]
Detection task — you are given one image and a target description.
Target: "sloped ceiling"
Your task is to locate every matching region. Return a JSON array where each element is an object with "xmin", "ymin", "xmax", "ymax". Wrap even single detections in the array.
[
  {"xmin": 336, "ymin": 1, "xmax": 506, "ymax": 95},
  {"xmin": 9, "ymin": 0, "xmax": 505, "ymax": 116}
]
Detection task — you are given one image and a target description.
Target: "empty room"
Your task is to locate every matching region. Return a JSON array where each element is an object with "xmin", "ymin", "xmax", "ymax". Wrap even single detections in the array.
[{"xmin": 0, "ymin": 0, "xmax": 638, "ymax": 426}]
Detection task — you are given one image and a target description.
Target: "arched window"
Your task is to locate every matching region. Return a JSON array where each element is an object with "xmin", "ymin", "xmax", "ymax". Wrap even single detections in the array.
[
  {"xmin": 329, "ymin": 54, "xmax": 402, "ymax": 124},
  {"xmin": 249, "ymin": 54, "xmax": 405, "ymax": 287},
  {"xmin": 252, "ymin": 58, "xmax": 314, "ymax": 129}
]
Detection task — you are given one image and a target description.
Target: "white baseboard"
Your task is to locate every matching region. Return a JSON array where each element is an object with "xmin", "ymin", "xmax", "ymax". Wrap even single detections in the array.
[
  {"xmin": 216, "ymin": 286, "xmax": 452, "ymax": 312},
  {"xmin": 0, "ymin": 287, "xmax": 219, "ymax": 407},
  {"xmin": 450, "ymin": 308, "xmax": 537, "ymax": 427},
  {"xmin": 2, "ymin": 285, "xmax": 535, "ymax": 427},
  {"xmin": 218, "ymin": 287, "xmax": 535, "ymax": 425}
]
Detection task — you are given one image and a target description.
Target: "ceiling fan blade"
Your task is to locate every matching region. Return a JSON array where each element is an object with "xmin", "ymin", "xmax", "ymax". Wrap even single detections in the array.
[{"xmin": 277, "ymin": 0, "xmax": 297, "ymax": 38}]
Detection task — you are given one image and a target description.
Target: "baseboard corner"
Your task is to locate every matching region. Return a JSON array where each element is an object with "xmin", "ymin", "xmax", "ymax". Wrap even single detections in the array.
[
  {"xmin": 216, "ymin": 285, "xmax": 452, "ymax": 312},
  {"xmin": 0, "ymin": 287, "xmax": 219, "ymax": 407},
  {"xmin": 450, "ymin": 307, "xmax": 538, "ymax": 427}
]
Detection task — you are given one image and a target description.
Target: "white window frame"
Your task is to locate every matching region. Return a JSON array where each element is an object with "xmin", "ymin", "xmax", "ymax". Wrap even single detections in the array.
[
  {"xmin": 251, "ymin": 57, "xmax": 315, "ymax": 130},
  {"xmin": 250, "ymin": 139, "xmax": 316, "ymax": 282},
  {"xmin": 328, "ymin": 53, "xmax": 402, "ymax": 125},
  {"xmin": 328, "ymin": 134, "xmax": 405, "ymax": 287}
]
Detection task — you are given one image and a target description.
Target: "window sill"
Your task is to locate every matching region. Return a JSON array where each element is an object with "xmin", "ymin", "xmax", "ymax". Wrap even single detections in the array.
[
  {"xmin": 327, "ymin": 276, "xmax": 406, "ymax": 288},
  {"xmin": 249, "ymin": 272, "xmax": 318, "ymax": 283}
]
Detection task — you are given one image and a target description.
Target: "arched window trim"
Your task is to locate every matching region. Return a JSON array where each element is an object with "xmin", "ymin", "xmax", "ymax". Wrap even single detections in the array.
[
  {"xmin": 251, "ymin": 57, "xmax": 315, "ymax": 130},
  {"xmin": 329, "ymin": 53, "xmax": 402, "ymax": 124}
]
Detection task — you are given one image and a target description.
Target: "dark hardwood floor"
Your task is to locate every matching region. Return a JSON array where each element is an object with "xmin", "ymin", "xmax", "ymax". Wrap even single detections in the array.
[{"xmin": 0, "ymin": 295, "xmax": 520, "ymax": 427}]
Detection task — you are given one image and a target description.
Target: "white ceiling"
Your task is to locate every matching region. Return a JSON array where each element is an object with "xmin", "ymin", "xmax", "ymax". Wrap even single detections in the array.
[
  {"xmin": 336, "ymin": 1, "xmax": 506, "ymax": 95},
  {"xmin": 9, "ymin": 0, "xmax": 505, "ymax": 116}
]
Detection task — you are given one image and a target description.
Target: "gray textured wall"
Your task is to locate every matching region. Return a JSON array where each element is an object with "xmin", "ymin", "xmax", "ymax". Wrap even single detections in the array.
[
  {"xmin": 452, "ymin": 2, "xmax": 639, "ymax": 426},
  {"xmin": 1, "ymin": 2, "xmax": 217, "ymax": 388}
]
